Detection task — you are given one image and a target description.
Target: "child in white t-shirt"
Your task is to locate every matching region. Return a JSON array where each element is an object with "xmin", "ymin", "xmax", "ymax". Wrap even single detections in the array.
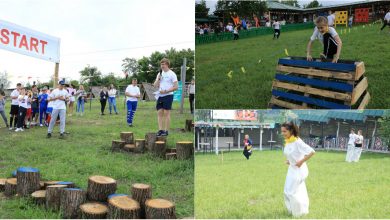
[
  {"xmin": 125, "ymin": 78, "xmax": 141, "ymax": 126},
  {"xmin": 15, "ymin": 88, "xmax": 30, "ymax": 132},
  {"xmin": 306, "ymin": 16, "xmax": 342, "ymax": 63}
]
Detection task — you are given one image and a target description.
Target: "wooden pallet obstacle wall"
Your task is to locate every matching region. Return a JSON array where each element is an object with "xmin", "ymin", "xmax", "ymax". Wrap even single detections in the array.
[{"xmin": 269, "ymin": 56, "xmax": 370, "ymax": 109}]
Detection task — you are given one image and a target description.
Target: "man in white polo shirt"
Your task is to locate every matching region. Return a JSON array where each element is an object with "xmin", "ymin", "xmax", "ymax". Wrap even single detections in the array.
[
  {"xmin": 47, "ymin": 80, "xmax": 69, "ymax": 139},
  {"xmin": 380, "ymin": 10, "xmax": 390, "ymax": 31},
  {"xmin": 9, "ymin": 83, "xmax": 22, "ymax": 130},
  {"xmin": 153, "ymin": 58, "xmax": 178, "ymax": 137},
  {"xmin": 125, "ymin": 78, "xmax": 140, "ymax": 127}
]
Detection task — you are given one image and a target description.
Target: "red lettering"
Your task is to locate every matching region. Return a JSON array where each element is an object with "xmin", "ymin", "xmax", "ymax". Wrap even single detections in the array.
[
  {"xmin": 10, "ymin": 31, "xmax": 20, "ymax": 47},
  {"xmin": 40, "ymin": 40, "xmax": 47, "ymax": 54},
  {"xmin": 19, "ymin": 35, "xmax": 29, "ymax": 50},
  {"xmin": 0, "ymin": 29, "xmax": 10, "ymax": 44},
  {"xmin": 29, "ymin": 37, "xmax": 39, "ymax": 52}
]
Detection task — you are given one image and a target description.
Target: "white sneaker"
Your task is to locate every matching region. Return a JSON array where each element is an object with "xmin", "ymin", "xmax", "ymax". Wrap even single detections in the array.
[
  {"xmin": 15, "ymin": 128, "xmax": 20, "ymax": 132},
  {"xmin": 40, "ymin": 124, "xmax": 43, "ymax": 127},
  {"xmin": 20, "ymin": 128, "xmax": 24, "ymax": 131},
  {"xmin": 9, "ymin": 127, "xmax": 13, "ymax": 130}
]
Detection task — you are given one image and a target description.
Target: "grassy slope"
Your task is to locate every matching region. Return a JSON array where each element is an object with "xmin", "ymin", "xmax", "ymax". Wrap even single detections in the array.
[
  {"xmin": 0, "ymin": 101, "xmax": 194, "ymax": 218},
  {"xmin": 195, "ymin": 150, "xmax": 390, "ymax": 219},
  {"xmin": 196, "ymin": 24, "xmax": 390, "ymax": 109}
]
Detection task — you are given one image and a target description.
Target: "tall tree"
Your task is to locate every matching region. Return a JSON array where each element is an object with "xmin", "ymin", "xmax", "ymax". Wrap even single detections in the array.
[
  {"xmin": 195, "ymin": 0, "xmax": 210, "ymax": 18},
  {"xmin": 79, "ymin": 65, "xmax": 102, "ymax": 86},
  {"xmin": 121, "ymin": 57, "xmax": 139, "ymax": 77},
  {"xmin": 304, "ymin": 0, "xmax": 321, "ymax": 9}
]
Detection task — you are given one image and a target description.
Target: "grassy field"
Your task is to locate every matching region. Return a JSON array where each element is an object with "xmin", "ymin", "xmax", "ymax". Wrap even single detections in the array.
[
  {"xmin": 196, "ymin": 23, "xmax": 390, "ymax": 109},
  {"xmin": 195, "ymin": 150, "xmax": 390, "ymax": 219},
  {"xmin": 0, "ymin": 100, "xmax": 194, "ymax": 218}
]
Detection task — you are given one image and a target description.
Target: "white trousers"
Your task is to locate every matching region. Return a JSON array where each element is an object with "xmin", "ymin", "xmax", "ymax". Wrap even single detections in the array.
[
  {"xmin": 351, "ymin": 147, "xmax": 362, "ymax": 162},
  {"xmin": 345, "ymin": 144, "xmax": 355, "ymax": 162},
  {"xmin": 284, "ymin": 165, "xmax": 309, "ymax": 217}
]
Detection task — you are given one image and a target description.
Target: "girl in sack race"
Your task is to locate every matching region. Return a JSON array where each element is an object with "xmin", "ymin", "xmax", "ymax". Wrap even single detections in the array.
[{"xmin": 243, "ymin": 134, "xmax": 253, "ymax": 160}]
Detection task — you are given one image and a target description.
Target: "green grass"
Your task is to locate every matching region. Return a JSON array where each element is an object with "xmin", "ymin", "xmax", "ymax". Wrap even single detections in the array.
[
  {"xmin": 196, "ymin": 23, "xmax": 390, "ymax": 109},
  {"xmin": 0, "ymin": 101, "xmax": 194, "ymax": 218},
  {"xmin": 195, "ymin": 150, "xmax": 390, "ymax": 219}
]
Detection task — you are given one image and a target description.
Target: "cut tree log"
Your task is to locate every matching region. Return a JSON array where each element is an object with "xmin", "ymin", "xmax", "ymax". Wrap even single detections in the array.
[
  {"xmin": 131, "ymin": 183, "xmax": 152, "ymax": 218},
  {"xmin": 43, "ymin": 181, "xmax": 61, "ymax": 189},
  {"xmin": 151, "ymin": 141, "xmax": 166, "ymax": 158},
  {"xmin": 145, "ymin": 198, "xmax": 176, "ymax": 219},
  {"xmin": 0, "ymin": 178, "xmax": 6, "ymax": 192},
  {"xmin": 123, "ymin": 144, "xmax": 136, "ymax": 152},
  {"xmin": 87, "ymin": 175, "xmax": 117, "ymax": 202},
  {"xmin": 80, "ymin": 202, "xmax": 108, "ymax": 219},
  {"xmin": 31, "ymin": 190, "xmax": 46, "ymax": 205},
  {"xmin": 60, "ymin": 188, "xmax": 87, "ymax": 219},
  {"xmin": 166, "ymin": 148, "xmax": 177, "ymax": 153},
  {"xmin": 111, "ymin": 140, "xmax": 125, "ymax": 152},
  {"xmin": 46, "ymin": 184, "xmax": 67, "ymax": 211},
  {"xmin": 39, "ymin": 181, "xmax": 44, "ymax": 190},
  {"xmin": 185, "ymin": 119, "xmax": 193, "ymax": 132},
  {"xmin": 134, "ymin": 139, "xmax": 146, "ymax": 153},
  {"xmin": 16, "ymin": 167, "xmax": 41, "ymax": 197},
  {"xmin": 165, "ymin": 153, "xmax": 177, "ymax": 160},
  {"xmin": 4, "ymin": 178, "xmax": 17, "ymax": 197},
  {"xmin": 120, "ymin": 132, "xmax": 134, "ymax": 144},
  {"xmin": 156, "ymin": 136, "xmax": 167, "ymax": 143},
  {"xmin": 145, "ymin": 132, "xmax": 157, "ymax": 151},
  {"xmin": 176, "ymin": 141, "xmax": 194, "ymax": 160},
  {"xmin": 108, "ymin": 195, "xmax": 140, "ymax": 219},
  {"xmin": 56, "ymin": 181, "xmax": 75, "ymax": 188}
]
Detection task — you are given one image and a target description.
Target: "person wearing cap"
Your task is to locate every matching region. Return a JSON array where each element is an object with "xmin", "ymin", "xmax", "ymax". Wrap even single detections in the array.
[
  {"xmin": 47, "ymin": 80, "xmax": 70, "ymax": 138},
  {"xmin": 38, "ymin": 87, "xmax": 49, "ymax": 127}
]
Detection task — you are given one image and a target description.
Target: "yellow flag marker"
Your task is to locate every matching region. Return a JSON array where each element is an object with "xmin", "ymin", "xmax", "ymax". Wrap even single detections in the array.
[
  {"xmin": 227, "ymin": 70, "xmax": 233, "ymax": 79},
  {"xmin": 284, "ymin": 48, "xmax": 289, "ymax": 56},
  {"xmin": 241, "ymin": 67, "xmax": 246, "ymax": 73},
  {"xmin": 258, "ymin": 59, "xmax": 262, "ymax": 63}
]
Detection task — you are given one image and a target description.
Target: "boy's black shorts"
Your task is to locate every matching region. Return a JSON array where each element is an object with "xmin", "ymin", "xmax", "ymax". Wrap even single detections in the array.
[
  {"xmin": 156, "ymin": 95, "xmax": 174, "ymax": 110},
  {"xmin": 10, "ymin": 105, "xmax": 19, "ymax": 115}
]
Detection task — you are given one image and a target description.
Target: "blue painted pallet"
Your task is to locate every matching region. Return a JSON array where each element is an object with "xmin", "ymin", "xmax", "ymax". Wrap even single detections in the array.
[
  {"xmin": 272, "ymin": 90, "xmax": 350, "ymax": 109},
  {"xmin": 278, "ymin": 58, "xmax": 356, "ymax": 72},
  {"xmin": 275, "ymin": 74, "xmax": 353, "ymax": 92}
]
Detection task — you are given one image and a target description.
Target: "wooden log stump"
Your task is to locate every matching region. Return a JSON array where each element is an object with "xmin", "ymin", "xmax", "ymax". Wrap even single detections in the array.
[
  {"xmin": 123, "ymin": 144, "xmax": 136, "ymax": 152},
  {"xmin": 145, "ymin": 199, "xmax": 176, "ymax": 219},
  {"xmin": 16, "ymin": 167, "xmax": 41, "ymax": 197},
  {"xmin": 134, "ymin": 139, "xmax": 146, "ymax": 153},
  {"xmin": 108, "ymin": 194, "xmax": 140, "ymax": 219},
  {"xmin": 185, "ymin": 119, "xmax": 193, "ymax": 132},
  {"xmin": 39, "ymin": 181, "xmax": 45, "ymax": 189},
  {"xmin": 60, "ymin": 188, "xmax": 87, "ymax": 219},
  {"xmin": 43, "ymin": 181, "xmax": 61, "ymax": 189},
  {"xmin": 4, "ymin": 178, "xmax": 17, "ymax": 197},
  {"xmin": 151, "ymin": 141, "xmax": 166, "ymax": 158},
  {"xmin": 166, "ymin": 148, "xmax": 177, "ymax": 153},
  {"xmin": 46, "ymin": 184, "xmax": 67, "ymax": 211},
  {"xmin": 56, "ymin": 181, "xmax": 75, "ymax": 188},
  {"xmin": 120, "ymin": 132, "xmax": 134, "ymax": 144},
  {"xmin": 111, "ymin": 140, "xmax": 125, "ymax": 152},
  {"xmin": 31, "ymin": 190, "xmax": 46, "ymax": 205},
  {"xmin": 165, "ymin": 153, "xmax": 177, "ymax": 160},
  {"xmin": 87, "ymin": 176, "xmax": 117, "ymax": 202},
  {"xmin": 145, "ymin": 133, "xmax": 157, "ymax": 151},
  {"xmin": 131, "ymin": 183, "xmax": 152, "ymax": 218},
  {"xmin": 80, "ymin": 202, "xmax": 108, "ymax": 219},
  {"xmin": 156, "ymin": 136, "xmax": 167, "ymax": 143},
  {"xmin": 176, "ymin": 141, "xmax": 194, "ymax": 160},
  {"xmin": 0, "ymin": 178, "xmax": 6, "ymax": 192}
]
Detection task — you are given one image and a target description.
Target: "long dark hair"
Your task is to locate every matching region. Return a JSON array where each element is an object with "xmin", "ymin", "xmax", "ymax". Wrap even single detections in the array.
[{"xmin": 281, "ymin": 121, "xmax": 299, "ymax": 137}]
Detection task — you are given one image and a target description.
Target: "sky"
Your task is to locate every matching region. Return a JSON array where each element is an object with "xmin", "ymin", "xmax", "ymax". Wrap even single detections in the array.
[{"xmin": 0, "ymin": 0, "xmax": 194, "ymax": 87}]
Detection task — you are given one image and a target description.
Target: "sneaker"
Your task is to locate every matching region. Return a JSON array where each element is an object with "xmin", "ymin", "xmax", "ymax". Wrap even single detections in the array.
[
  {"xmin": 9, "ymin": 127, "xmax": 13, "ymax": 130},
  {"xmin": 156, "ymin": 130, "xmax": 164, "ymax": 137},
  {"xmin": 20, "ymin": 128, "xmax": 24, "ymax": 132},
  {"xmin": 40, "ymin": 124, "xmax": 43, "ymax": 127},
  {"xmin": 161, "ymin": 130, "xmax": 168, "ymax": 136},
  {"xmin": 115, "ymin": 112, "xmax": 118, "ymax": 115},
  {"xmin": 15, "ymin": 128, "xmax": 20, "ymax": 132},
  {"xmin": 59, "ymin": 133, "xmax": 65, "ymax": 139},
  {"xmin": 47, "ymin": 133, "xmax": 52, "ymax": 138}
]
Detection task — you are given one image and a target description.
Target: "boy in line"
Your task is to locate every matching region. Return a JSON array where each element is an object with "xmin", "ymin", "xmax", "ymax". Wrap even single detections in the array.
[{"xmin": 125, "ymin": 78, "xmax": 141, "ymax": 127}]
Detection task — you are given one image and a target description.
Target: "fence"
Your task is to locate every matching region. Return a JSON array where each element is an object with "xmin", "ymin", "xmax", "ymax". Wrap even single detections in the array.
[
  {"xmin": 196, "ymin": 22, "xmax": 315, "ymax": 45},
  {"xmin": 302, "ymin": 137, "xmax": 389, "ymax": 153}
]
